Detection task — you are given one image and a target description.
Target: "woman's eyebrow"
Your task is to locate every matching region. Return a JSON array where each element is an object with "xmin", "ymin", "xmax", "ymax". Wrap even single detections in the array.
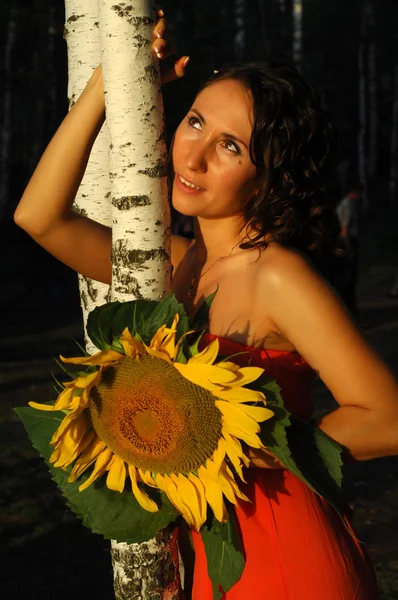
[{"xmin": 190, "ymin": 108, "xmax": 248, "ymax": 149}]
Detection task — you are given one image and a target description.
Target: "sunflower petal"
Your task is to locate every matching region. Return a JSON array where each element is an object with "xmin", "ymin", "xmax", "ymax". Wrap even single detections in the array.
[
  {"xmin": 221, "ymin": 463, "xmax": 250, "ymax": 503},
  {"xmin": 68, "ymin": 437, "xmax": 107, "ymax": 482},
  {"xmin": 120, "ymin": 328, "xmax": 144, "ymax": 357},
  {"xmin": 216, "ymin": 386, "xmax": 265, "ymax": 404},
  {"xmin": 60, "ymin": 350, "xmax": 123, "ymax": 366},
  {"xmin": 229, "ymin": 366, "xmax": 264, "ymax": 387},
  {"xmin": 223, "ymin": 423, "xmax": 264, "ymax": 448},
  {"xmin": 188, "ymin": 339, "xmax": 219, "ymax": 365},
  {"xmin": 198, "ymin": 465, "xmax": 227, "ymax": 523},
  {"xmin": 235, "ymin": 403, "xmax": 274, "ymax": 422},
  {"xmin": 106, "ymin": 455, "xmax": 126, "ymax": 493},
  {"xmin": 52, "ymin": 415, "xmax": 89, "ymax": 468},
  {"xmin": 215, "ymin": 361, "xmax": 240, "ymax": 372},
  {"xmin": 171, "ymin": 473, "xmax": 204, "ymax": 531},
  {"xmin": 156, "ymin": 474, "xmax": 194, "ymax": 526},
  {"xmin": 223, "ymin": 432, "xmax": 249, "ymax": 481},
  {"xmin": 129, "ymin": 466, "xmax": 159, "ymax": 512},
  {"xmin": 173, "ymin": 363, "xmax": 220, "ymax": 392},
  {"xmin": 216, "ymin": 400, "xmax": 262, "ymax": 434},
  {"xmin": 78, "ymin": 447, "xmax": 113, "ymax": 492},
  {"xmin": 188, "ymin": 473, "xmax": 207, "ymax": 528},
  {"xmin": 138, "ymin": 469, "xmax": 156, "ymax": 487},
  {"xmin": 72, "ymin": 369, "xmax": 102, "ymax": 390}
]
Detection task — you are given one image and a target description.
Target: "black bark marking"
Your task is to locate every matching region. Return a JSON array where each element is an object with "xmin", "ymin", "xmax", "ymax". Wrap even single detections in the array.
[
  {"xmin": 67, "ymin": 14, "xmax": 85, "ymax": 23},
  {"xmin": 155, "ymin": 220, "xmax": 161, "ymax": 226},
  {"xmin": 105, "ymin": 191, "xmax": 111, "ymax": 199},
  {"xmin": 94, "ymin": 21, "xmax": 99, "ymax": 28},
  {"xmin": 80, "ymin": 290, "xmax": 88, "ymax": 311},
  {"xmin": 138, "ymin": 160, "xmax": 167, "ymax": 179},
  {"xmin": 63, "ymin": 26, "xmax": 69, "ymax": 39},
  {"xmin": 140, "ymin": 64, "xmax": 158, "ymax": 85},
  {"xmin": 131, "ymin": 33, "xmax": 150, "ymax": 50},
  {"xmin": 105, "ymin": 288, "xmax": 112, "ymax": 304},
  {"xmin": 156, "ymin": 128, "xmax": 167, "ymax": 143},
  {"xmin": 120, "ymin": 141, "xmax": 132, "ymax": 148},
  {"xmin": 73, "ymin": 204, "xmax": 88, "ymax": 217},
  {"xmin": 86, "ymin": 278, "xmax": 99, "ymax": 302},
  {"xmin": 112, "ymin": 195, "xmax": 151, "ymax": 210}
]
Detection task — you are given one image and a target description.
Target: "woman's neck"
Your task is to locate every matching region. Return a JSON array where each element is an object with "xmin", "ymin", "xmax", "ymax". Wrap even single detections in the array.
[{"xmin": 193, "ymin": 215, "xmax": 247, "ymax": 265}]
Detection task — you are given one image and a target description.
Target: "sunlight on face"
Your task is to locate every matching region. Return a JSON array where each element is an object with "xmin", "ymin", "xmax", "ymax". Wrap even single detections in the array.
[{"xmin": 172, "ymin": 79, "xmax": 258, "ymax": 220}]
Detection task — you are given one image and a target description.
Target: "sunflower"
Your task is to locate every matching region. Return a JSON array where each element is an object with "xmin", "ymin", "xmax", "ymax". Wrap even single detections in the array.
[{"xmin": 29, "ymin": 314, "xmax": 273, "ymax": 531}]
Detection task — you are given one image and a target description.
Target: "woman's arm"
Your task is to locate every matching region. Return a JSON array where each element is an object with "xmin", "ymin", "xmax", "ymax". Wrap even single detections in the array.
[
  {"xmin": 255, "ymin": 246, "xmax": 398, "ymax": 462},
  {"xmin": 14, "ymin": 11, "xmax": 189, "ymax": 284},
  {"xmin": 14, "ymin": 66, "xmax": 113, "ymax": 284}
]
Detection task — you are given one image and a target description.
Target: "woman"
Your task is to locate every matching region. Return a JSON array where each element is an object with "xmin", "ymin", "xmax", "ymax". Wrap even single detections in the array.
[{"xmin": 14, "ymin": 11, "xmax": 398, "ymax": 600}]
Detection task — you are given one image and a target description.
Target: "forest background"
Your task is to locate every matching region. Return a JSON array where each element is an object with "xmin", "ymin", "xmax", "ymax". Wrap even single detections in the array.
[{"xmin": 0, "ymin": 1, "xmax": 398, "ymax": 599}]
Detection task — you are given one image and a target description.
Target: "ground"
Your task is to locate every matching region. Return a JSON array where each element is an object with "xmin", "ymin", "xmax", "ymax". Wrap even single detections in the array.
[{"xmin": 1, "ymin": 211, "xmax": 397, "ymax": 599}]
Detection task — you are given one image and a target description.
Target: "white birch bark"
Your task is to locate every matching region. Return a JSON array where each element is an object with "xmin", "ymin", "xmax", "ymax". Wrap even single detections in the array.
[
  {"xmin": 389, "ymin": 63, "xmax": 398, "ymax": 206},
  {"xmin": 98, "ymin": 1, "xmax": 177, "ymax": 598},
  {"xmin": 0, "ymin": 5, "xmax": 17, "ymax": 221},
  {"xmin": 292, "ymin": 0, "xmax": 303, "ymax": 72},
  {"xmin": 358, "ymin": 0, "xmax": 369, "ymax": 212},
  {"xmin": 367, "ymin": 0, "xmax": 378, "ymax": 180},
  {"xmin": 64, "ymin": 0, "xmax": 111, "ymax": 355},
  {"xmin": 99, "ymin": 0, "xmax": 171, "ymax": 304},
  {"xmin": 234, "ymin": 0, "xmax": 246, "ymax": 61}
]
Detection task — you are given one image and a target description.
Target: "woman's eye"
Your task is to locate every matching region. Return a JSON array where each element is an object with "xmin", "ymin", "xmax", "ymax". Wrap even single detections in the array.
[
  {"xmin": 187, "ymin": 116, "xmax": 202, "ymax": 130},
  {"xmin": 223, "ymin": 140, "xmax": 241, "ymax": 154}
]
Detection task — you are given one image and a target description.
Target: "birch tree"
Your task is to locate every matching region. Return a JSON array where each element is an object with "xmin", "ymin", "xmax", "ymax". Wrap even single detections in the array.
[
  {"xmin": 358, "ymin": 0, "xmax": 369, "ymax": 212},
  {"xmin": 367, "ymin": 0, "xmax": 378, "ymax": 181},
  {"xmin": 292, "ymin": 0, "xmax": 303, "ymax": 73},
  {"xmin": 0, "ymin": 4, "xmax": 18, "ymax": 221},
  {"xmin": 234, "ymin": 0, "xmax": 246, "ymax": 61},
  {"xmin": 389, "ymin": 62, "xmax": 398, "ymax": 205},
  {"xmin": 64, "ymin": 0, "xmax": 111, "ymax": 354}
]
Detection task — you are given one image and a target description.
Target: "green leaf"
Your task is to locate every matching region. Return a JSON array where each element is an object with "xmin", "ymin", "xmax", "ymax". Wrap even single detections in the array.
[
  {"xmin": 192, "ymin": 288, "xmax": 218, "ymax": 331},
  {"xmin": 253, "ymin": 373, "xmax": 346, "ymax": 520},
  {"xmin": 113, "ymin": 300, "xmax": 158, "ymax": 340},
  {"xmin": 86, "ymin": 302, "xmax": 121, "ymax": 350},
  {"xmin": 14, "ymin": 406, "xmax": 179, "ymax": 543},
  {"xmin": 140, "ymin": 293, "xmax": 190, "ymax": 344},
  {"xmin": 201, "ymin": 504, "xmax": 245, "ymax": 598}
]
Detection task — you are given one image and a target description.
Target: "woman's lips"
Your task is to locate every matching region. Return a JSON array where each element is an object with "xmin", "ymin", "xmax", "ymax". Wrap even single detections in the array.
[{"xmin": 174, "ymin": 174, "xmax": 205, "ymax": 195}]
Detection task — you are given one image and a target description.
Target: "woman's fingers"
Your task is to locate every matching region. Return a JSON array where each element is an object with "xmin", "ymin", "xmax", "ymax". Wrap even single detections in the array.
[
  {"xmin": 153, "ymin": 16, "xmax": 166, "ymax": 42},
  {"xmin": 160, "ymin": 56, "xmax": 190, "ymax": 85}
]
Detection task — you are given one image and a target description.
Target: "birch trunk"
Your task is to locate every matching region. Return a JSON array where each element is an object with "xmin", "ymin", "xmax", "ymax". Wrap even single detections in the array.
[
  {"xmin": 292, "ymin": 0, "xmax": 303, "ymax": 72},
  {"xmin": 367, "ymin": 0, "xmax": 378, "ymax": 180},
  {"xmin": 98, "ymin": 1, "xmax": 177, "ymax": 597},
  {"xmin": 234, "ymin": 0, "xmax": 246, "ymax": 61},
  {"xmin": 0, "ymin": 5, "xmax": 17, "ymax": 221},
  {"xmin": 64, "ymin": 0, "xmax": 111, "ymax": 356},
  {"xmin": 389, "ymin": 63, "xmax": 398, "ymax": 206},
  {"xmin": 358, "ymin": 0, "xmax": 369, "ymax": 212}
]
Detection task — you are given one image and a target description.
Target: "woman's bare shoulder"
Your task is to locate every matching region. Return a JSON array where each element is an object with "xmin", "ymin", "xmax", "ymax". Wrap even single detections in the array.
[{"xmin": 255, "ymin": 242, "xmax": 320, "ymax": 286}]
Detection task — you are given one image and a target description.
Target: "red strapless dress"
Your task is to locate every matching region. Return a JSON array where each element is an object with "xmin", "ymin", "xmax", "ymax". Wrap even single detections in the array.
[{"xmin": 191, "ymin": 334, "xmax": 379, "ymax": 600}]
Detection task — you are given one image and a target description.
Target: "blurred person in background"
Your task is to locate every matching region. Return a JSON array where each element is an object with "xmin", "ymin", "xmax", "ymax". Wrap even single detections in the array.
[{"xmin": 335, "ymin": 182, "xmax": 363, "ymax": 313}]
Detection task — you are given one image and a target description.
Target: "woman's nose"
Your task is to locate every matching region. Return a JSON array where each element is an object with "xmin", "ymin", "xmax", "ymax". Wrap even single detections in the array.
[{"xmin": 185, "ymin": 141, "xmax": 208, "ymax": 173}]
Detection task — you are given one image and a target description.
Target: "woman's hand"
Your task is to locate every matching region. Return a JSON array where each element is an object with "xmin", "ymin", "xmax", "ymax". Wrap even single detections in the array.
[
  {"xmin": 152, "ymin": 8, "xmax": 189, "ymax": 85},
  {"xmin": 247, "ymin": 447, "xmax": 285, "ymax": 470}
]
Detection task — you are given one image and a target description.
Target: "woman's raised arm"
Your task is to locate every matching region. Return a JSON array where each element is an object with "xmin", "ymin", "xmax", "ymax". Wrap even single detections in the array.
[
  {"xmin": 14, "ymin": 66, "xmax": 113, "ymax": 284},
  {"xmin": 14, "ymin": 9, "xmax": 189, "ymax": 284}
]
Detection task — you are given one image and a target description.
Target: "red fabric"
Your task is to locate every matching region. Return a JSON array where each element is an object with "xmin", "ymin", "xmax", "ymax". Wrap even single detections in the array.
[{"xmin": 191, "ymin": 334, "xmax": 379, "ymax": 599}]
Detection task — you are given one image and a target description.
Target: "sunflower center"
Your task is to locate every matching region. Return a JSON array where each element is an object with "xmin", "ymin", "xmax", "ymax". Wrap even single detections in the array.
[
  {"xmin": 89, "ymin": 355, "xmax": 222, "ymax": 474},
  {"xmin": 131, "ymin": 410, "xmax": 161, "ymax": 442}
]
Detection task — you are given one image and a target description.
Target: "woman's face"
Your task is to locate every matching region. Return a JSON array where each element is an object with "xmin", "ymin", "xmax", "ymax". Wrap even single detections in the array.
[{"xmin": 172, "ymin": 79, "xmax": 258, "ymax": 219}]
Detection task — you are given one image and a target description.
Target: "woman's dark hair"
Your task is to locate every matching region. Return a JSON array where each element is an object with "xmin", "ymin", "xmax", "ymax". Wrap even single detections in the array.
[{"xmin": 204, "ymin": 63, "xmax": 341, "ymax": 271}]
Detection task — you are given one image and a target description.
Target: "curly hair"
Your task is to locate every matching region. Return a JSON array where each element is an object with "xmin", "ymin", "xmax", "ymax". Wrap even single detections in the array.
[{"xmin": 204, "ymin": 63, "xmax": 341, "ymax": 271}]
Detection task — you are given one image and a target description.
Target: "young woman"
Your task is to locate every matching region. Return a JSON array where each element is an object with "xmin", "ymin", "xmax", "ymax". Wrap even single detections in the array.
[{"xmin": 14, "ymin": 11, "xmax": 398, "ymax": 600}]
